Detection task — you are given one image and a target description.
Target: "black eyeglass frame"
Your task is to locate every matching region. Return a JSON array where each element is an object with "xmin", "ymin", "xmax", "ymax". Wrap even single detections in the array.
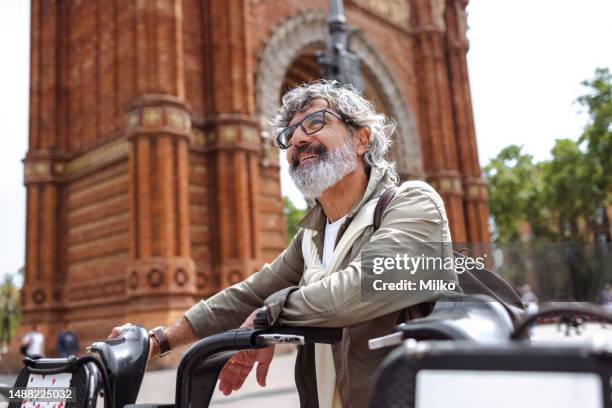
[{"xmin": 275, "ymin": 109, "xmax": 352, "ymax": 150}]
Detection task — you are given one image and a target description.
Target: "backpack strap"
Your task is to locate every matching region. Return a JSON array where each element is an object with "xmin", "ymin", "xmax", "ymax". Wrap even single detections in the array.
[
  {"xmin": 374, "ymin": 187, "xmax": 435, "ymax": 319},
  {"xmin": 373, "ymin": 186, "xmax": 397, "ymax": 231}
]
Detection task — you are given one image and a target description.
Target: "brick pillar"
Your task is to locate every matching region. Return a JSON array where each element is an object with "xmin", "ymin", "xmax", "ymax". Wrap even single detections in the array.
[
  {"xmin": 124, "ymin": 0, "xmax": 196, "ymax": 326},
  {"xmin": 412, "ymin": 0, "xmax": 467, "ymax": 241},
  {"xmin": 22, "ymin": 0, "xmax": 68, "ymax": 341},
  {"xmin": 124, "ymin": 96, "xmax": 196, "ymax": 317},
  {"xmin": 445, "ymin": 0, "xmax": 491, "ymax": 243},
  {"xmin": 202, "ymin": 0, "xmax": 262, "ymax": 287},
  {"xmin": 23, "ymin": 156, "xmax": 67, "ymax": 324}
]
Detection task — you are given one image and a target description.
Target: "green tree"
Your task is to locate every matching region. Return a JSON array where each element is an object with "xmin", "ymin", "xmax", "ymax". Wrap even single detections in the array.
[
  {"xmin": 283, "ymin": 196, "xmax": 306, "ymax": 243},
  {"xmin": 484, "ymin": 145, "xmax": 551, "ymax": 243},
  {"xmin": 485, "ymin": 68, "xmax": 612, "ymax": 243},
  {"xmin": 0, "ymin": 271, "xmax": 21, "ymax": 347},
  {"xmin": 544, "ymin": 139, "xmax": 595, "ymax": 240},
  {"xmin": 577, "ymin": 67, "xmax": 612, "ymax": 212}
]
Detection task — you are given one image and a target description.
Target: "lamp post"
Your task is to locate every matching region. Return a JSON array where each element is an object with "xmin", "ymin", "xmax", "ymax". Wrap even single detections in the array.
[{"xmin": 317, "ymin": 0, "xmax": 364, "ymax": 92}]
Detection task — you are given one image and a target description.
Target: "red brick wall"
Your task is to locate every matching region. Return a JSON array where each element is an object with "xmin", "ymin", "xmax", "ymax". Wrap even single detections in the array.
[
  {"xmin": 65, "ymin": 161, "xmax": 130, "ymax": 304},
  {"xmin": 188, "ymin": 151, "xmax": 214, "ymax": 297}
]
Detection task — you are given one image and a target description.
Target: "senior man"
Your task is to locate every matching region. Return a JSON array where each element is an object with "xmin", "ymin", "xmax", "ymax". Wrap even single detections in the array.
[{"xmin": 109, "ymin": 80, "xmax": 457, "ymax": 408}]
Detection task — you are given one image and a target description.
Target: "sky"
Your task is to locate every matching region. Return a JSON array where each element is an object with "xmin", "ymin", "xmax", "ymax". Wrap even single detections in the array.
[{"xmin": 1, "ymin": 1, "xmax": 611, "ymax": 282}]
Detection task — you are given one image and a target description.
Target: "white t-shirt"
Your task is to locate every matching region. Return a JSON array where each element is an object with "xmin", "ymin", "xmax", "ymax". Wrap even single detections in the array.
[
  {"xmin": 23, "ymin": 331, "xmax": 45, "ymax": 356},
  {"xmin": 322, "ymin": 216, "xmax": 347, "ymax": 270},
  {"xmin": 319, "ymin": 215, "xmax": 347, "ymax": 408}
]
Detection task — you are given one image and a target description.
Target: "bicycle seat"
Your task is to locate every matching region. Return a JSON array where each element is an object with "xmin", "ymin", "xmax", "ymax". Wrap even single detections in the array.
[
  {"xmin": 90, "ymin": 325, "xmax": 150, "ymax": 408},
  {"xmin": 394, "ymin": 294, "xmax": 514, "ymax": 342}
]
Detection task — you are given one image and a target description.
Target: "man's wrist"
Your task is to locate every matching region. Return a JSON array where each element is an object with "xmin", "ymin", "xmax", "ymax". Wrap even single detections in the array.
[
  {"xmin": 149, "ymin": 326, "xmax": 171, "ymax": 357},
  {"xmin": 149, "ymin": 335, "xmax": 161, "ymax": 358}
]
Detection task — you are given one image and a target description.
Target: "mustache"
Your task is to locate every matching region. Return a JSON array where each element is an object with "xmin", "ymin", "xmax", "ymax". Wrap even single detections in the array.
[{"xmin": 291, "ymin": 143, "xmax": 327, "ymax": 169}]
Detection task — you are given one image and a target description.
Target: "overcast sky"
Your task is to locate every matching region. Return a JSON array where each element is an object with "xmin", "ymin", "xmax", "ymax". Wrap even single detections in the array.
[{"xmin": 1, "ymin": 1, "xmax": 611, "ymax": 282}]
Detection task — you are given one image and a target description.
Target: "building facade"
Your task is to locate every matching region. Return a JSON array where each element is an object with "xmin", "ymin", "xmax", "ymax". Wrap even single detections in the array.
[{"xmin": 21, "ymin": 0, "xmax": 489, "ymax": 355}]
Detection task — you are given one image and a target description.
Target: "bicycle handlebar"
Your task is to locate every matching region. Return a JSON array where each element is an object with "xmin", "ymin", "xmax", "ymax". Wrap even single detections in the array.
[{"xmin": 175, "ymin": 326, "xmax": 342, "ymax": 408}]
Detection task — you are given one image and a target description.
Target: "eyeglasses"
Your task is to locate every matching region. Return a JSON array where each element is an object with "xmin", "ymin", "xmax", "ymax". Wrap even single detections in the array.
[{"xmin": 276, "ymin": 109, "xmax": 350, "ymax": 150}]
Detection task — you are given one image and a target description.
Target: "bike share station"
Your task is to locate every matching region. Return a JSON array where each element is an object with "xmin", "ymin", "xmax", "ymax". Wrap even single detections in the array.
[{"xmin": 2, "ymin": 290, "xmax": 612, "ymax": 408}]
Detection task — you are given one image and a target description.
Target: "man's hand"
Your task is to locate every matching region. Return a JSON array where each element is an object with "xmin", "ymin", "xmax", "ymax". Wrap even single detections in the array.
[
  {"xmin": 108, "ymin": 317, "xmax": 197, "ymax": 362},
  {"xmin": 218, "ymin": 346, "xmax": 275, "ymax": 395},
  {"xmin": 218, "ymin": 309, "xmax": 275, "ymax": 396},
  {"xmin": 108, "ymin": 323, "xmax": 156, "ymax": 361},
  {"xmin": 107, "ymin": 323, "xmax": 133, "ymax": 340}
]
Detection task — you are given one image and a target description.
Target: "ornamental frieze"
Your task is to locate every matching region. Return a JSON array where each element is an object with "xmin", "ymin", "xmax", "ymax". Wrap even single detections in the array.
[
  {"xmin": 190, "ymin": 126, "xmax": 262, "ymax": 147},
  {"xmin": 66, "ymin": 138, "xmax": 128, "ymax": 176},
  {"xmin": 124, "ymin": 101, "xmax": 191, "ymax": 138},
  {"xmin": 429, "ymin": 175, "xmax": 464, "ymax": 195},
  {"xmin": 66, "ymin": 278, "xmax": 126, "ymax": 303},
  {"xmin": 24, "ymin": 139, "xmax": 129, "ymax": 184},
  {"xmin": 465, "ymin": 181, "xmax": 489, "ymax": 201}
]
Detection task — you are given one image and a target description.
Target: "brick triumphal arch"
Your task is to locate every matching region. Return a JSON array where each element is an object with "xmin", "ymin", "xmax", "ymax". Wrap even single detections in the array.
[{"xmin": 19, "ymin": 0, "xmax": 490, "ymax": 359}]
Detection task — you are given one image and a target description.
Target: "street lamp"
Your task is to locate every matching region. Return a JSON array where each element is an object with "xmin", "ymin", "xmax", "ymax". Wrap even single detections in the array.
[{"xmin": 317, "ymin": 0, "xmax": 364, "ymax": 92}]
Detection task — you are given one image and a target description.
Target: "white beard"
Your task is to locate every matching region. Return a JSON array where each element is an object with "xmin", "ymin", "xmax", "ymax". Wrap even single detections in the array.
[{"xmin": 289, "ymin": 137, "xmax": 358, "ymax": 199}]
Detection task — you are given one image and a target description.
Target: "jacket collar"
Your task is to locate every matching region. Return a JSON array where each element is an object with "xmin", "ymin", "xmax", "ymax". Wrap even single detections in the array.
[{"xmin": 298, "ymin": 167, "xmax": 396, "ymax": 232}]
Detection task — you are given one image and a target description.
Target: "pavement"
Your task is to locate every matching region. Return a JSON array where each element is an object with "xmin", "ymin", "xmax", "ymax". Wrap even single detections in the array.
[{"xmin": 1, "ymin": 324, "xmax": 612, "ymax": 408}]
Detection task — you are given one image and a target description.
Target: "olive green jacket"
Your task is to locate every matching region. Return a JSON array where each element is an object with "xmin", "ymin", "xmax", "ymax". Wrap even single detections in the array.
[{"xmin": 184, "ymin": 167, "xmax": 457, "ymax": 407}]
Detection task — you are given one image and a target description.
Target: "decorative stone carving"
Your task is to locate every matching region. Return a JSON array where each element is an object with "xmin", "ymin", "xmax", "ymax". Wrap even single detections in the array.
[
  {"xmin": 243, "ymin": 127, "xmax": 260, "ymax": 144},
  {"xmin": 174, "ymin": 268, "xmax": 188, "ymax": 286},
  {"xmin": 464, "ymin": 180, "xmax": 489, "ymax": 201},
  {"xmin": 219, "ymin": 126, "xmax": 239, "ymax": 143},
  {"xmin": 128, "ymin": 270, "xmax": 139, "ymax": 290},
  {"xmin": 255, "ymin": 10, "xmax": 423, "ymax": 177},
  {"xmin": 193, "ymin": 125, "xmax": 261, "ymax": 147},
  {"xmin": 127, "ymin": 111, "xmax": 139, "ymax": 128},
  {"xmin": 67, "ymin": 278, "xmax": 126, "ymax": 303},
  {"xmin": 35, "ymin": 163, "xmax": 47, "ymax": 175},
  {"xmin": 143, "ymin": 107, "xmax": 163, "ymax": 127},
  {"xmin": 432, "ymin": 0, "xmax": 446, "ymax": 31},
  {"xmin": 351, "ymin": 0, "xmax": 411, "ymax": 30},
  {"xmin": 66, "ymin": 139, "xmax": 129, "ymax": 176},
  {"xmin": 192, "ymin": 128, "xmax": 206, "ymax": 146},
  {"xmin": 168, "ymin": 108, "xmax": 187, "ymax": 129},
  {"xmin": 53, "ymin": 163, "xmax": 66, "ymax": 174},
  {"xmin": 147, "ymin": 268, "xmax": 164, "ymax": 288},
  {"xmin": 431, "ymin": 174, "xmax": 464, "ymax": 195},
  {"xmin": 33, "ymin": 289, "xmax": 46, "ymax": 305},
  {"xmin": 124, "ymin": 96, "xmax": 192, "ymax": 139}
]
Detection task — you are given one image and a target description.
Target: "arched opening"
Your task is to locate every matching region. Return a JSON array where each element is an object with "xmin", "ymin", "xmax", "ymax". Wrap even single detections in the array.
[
  {"xmin": 256, "ymin": 12, "xmax": 423, "ymax": 178},
  {"xmin": 282, "ymin": 46, "xmax": 321, "ymax": 93},
  {"xmin": 280, "ymin": 47, "xmax": 393, "ymax": 120}
]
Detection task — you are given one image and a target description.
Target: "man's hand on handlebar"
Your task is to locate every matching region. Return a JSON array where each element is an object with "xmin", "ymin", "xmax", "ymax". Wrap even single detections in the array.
[
  {"xmin": 218, "ymin": 309, "xmax": 275, "ymax": 396},
  {"xmin": 108, "ymin": 318, "xmax": 197, "ymax": 360},
  {"xmin": 108, "ymin": 323, "xmax": 157, "ymax": 361}
]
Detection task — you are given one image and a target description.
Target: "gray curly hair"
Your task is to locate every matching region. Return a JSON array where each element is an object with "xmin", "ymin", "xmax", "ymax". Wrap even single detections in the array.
[{"xmin": 271, "ymin": 80, "xmax": 398, "ymax": 183}]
